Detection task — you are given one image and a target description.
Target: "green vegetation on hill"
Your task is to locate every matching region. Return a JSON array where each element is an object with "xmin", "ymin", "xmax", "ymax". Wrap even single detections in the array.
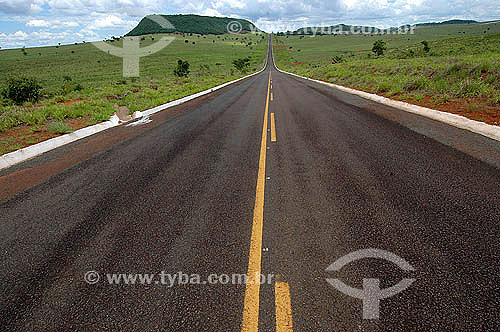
[
  {"xmin": 127, "ymin": 14, "xmax": 258, "ymax": 36},
  {"xmin": 417, "ymin": 19, "xmax": 477, "ymax": 27},
  {"xmin": 0, "ymin": 32, "xmax": 268, "ymax": 154},
  {"xmin": 282, "ymin": 19, "xmax": 486, "ymax": 36},
  {"xmin": 273, "ymin": 21, "xmax": 500, "ymax": 125}
]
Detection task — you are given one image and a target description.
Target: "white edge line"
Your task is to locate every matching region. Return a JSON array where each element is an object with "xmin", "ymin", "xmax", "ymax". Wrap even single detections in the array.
[
  {"xmin": 0, "ymin": 52, "xmax": 269, "ymax": 171},
  {"xmin": 271, "ymin": 50, "xmax": 500, "ymax": 142}
]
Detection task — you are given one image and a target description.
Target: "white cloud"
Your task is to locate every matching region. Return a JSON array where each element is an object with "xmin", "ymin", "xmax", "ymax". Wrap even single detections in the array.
[
  {"xmin": 201, "ymin": 8, "xmax": 224, "ymax": 17},
  {"xmin": 61, "ymin": 21, "xmax": 79, "ymax": 27},
  {"xmin": 0, "ymin": 30, "xmax": 29, "ymax": 47},
  {"xmin": 0, "ymin": 0, "xmax": 43, "ymax": 15},
  {"xmin": 86, "ymin": 14, "xmax": 138, "ymax": 30},
  {"xmin": 0, "ymin": 28, "xmax": 94, "ymax": 48},
  {"xmin": 13, "ymin": 30, "xmax": 28, "ymax": 39},
  {"xmin": 26, "ymin": 18, "xmax": 80, "ymax": 28},
  {"xmin": 26, "ymin": 19, "xmax": 50, "ymax": 27},
  {"xmin": 92, "ymin": 15, "xmax": 125, "ymax": 29}
]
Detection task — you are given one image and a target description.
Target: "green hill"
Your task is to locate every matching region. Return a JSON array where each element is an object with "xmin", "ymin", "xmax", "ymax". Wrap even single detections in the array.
[
  {"xmin": 127, "ymin": 14, "xmax": 259, "ymax": 36},
  {"xmin": 417, "ymin": 19, "xmax": 478, "ymax": 27},
  {"xmin": 285, "ymin": 19, "xmax": 491, "ymax": 35}
]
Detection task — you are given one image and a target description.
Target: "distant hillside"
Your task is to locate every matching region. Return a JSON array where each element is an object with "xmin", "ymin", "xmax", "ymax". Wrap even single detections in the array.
[
  {"xmin": 285, "ymin": 19, "xmax": 486, "ymax": 35},
  {"xmin": 282, "ymin": 23, "xmax": 409, "ymax": 35},
  {"xmin": 127, "ymin": 14, "xmax": 259, "ymax": 36},
  {"xmin": 416, "ymin": 19, "xmax": 477, "ymax": 27}
]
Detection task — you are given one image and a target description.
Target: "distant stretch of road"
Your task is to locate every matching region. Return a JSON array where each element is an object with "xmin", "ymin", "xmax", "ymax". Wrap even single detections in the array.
[{"xmin": 1, "ymin": 37, "xmax": 499, "ymax": 331}]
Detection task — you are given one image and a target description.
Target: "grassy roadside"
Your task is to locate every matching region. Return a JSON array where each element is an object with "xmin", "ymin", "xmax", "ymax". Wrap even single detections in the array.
[
  {"xmin": 0, "ymin": 33, "xmax": 268, "ymax": 155},
  {"xmin": 272, "ymin": 24, "xmax": 500, "ymax": 126}
]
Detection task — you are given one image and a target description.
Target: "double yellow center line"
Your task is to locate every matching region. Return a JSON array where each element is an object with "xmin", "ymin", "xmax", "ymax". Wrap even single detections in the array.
[
  {"xmin": 241, "ymin": 72, "xmax": 271, "ymax": 332},
  {"xmin": 241, "ymin": 72, "xmax": 291, "ymax": 332}
]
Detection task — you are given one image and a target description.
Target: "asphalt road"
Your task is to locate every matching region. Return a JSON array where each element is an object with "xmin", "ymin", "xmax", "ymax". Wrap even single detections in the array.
[{"xmin": 1, "ymin": 37, "xmax": 499, "ymax": 331}]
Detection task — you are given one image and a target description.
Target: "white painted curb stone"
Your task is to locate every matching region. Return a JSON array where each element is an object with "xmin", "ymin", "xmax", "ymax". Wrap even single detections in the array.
[
  {"xmin": 0, "ymin": 56, "xmax": 268, "ymax": 171},
  {"xmin": 273, "ymin": 59, "xmax": 500, "ymax": 142},
  {"xmin": 0, "ymin": 115, "xmax": 119, "ymax": 171}
]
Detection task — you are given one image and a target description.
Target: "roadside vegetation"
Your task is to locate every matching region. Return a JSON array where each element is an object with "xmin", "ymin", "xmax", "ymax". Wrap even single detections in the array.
[
  {"xmin": 0, "ymin": 32, "xmax": 267, "ymax": 155},
  {"xmin": 273, "ymin": 22, "xmax": 500, "ymax": 125}
]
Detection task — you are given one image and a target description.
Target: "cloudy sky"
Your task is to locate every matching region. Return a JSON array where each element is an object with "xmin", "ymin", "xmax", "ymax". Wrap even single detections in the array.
[{"xmin": 0, "ymin": 0, "xmax": 499, "ymax": 48}]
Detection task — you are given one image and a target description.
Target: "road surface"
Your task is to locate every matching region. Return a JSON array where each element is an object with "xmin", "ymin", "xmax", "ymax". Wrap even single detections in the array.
[{"xmin": 1, "ymin": 37, "xmax": 499, "ymax": 331}]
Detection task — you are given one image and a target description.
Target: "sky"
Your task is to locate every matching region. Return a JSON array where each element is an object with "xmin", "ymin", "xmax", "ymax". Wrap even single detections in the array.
[{"xmin": 0, "ymin": 0, "xmax": 499, "ymax": 49}]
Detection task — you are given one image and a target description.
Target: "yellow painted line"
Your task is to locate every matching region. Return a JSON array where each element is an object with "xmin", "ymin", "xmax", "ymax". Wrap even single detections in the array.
[
  {"xmin": 241, "ymin": 72, "xmax": 271, "ymax": 332},
  {"xmin": 270, "ymin": 113, "xmax": 277, "ymax": 142},
  {"xmin": 275, "ymin": 282, "xmax": 293, "ymax": 332},
  {"xmin": 271, "ymin": 92, "xmax": 274, "ymax": 101}
]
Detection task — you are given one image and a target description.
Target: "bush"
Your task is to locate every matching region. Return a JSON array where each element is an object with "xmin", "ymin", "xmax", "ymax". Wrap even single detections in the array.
[
  {"xmin": 48, "ymin": 121, "xmax": 73, "ymax": 134},
  {"xmin": 233, "ymin": 57, "xmax": 251, "ymax": 73},
  {"xmin": 331, "ymin": 55, "xmax": 344, "ymax": 64},
  {"xmin": 403, "ymin": 77, "xmax": 429, "ymax": 92},
  {"xmin": 173, "ymin": 59, "xmax": 190, "ymax": 77},
  {"xmin": 376, "ymin": 81, "xmax": 392, "ymax": 93},
  {"xmin": 372, "ymin": 40, "xmax": 387, "ymax": 56},
  {"xmin": 457, "ymin": 79, "xmax": 486, "ymax": 98},
  {"xmin": 61, "ymin": 81, "xmax": 83, "ymax": 94},
  {"xmin": 2, "ymin": 76, "xmax": 43, "ymax": 105},
  {"xmin": 421, "ymin": 41, "xmax": 430, "ymax": 53}
]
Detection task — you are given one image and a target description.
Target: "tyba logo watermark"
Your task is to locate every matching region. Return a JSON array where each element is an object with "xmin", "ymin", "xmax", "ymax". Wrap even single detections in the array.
[
  {"xmin": 92, "ymin": 15, "xmax": 176, "ymax": 77},
  {"xmin": 326, "ymin": 248, "xmax": 415, "ymax": 319}
]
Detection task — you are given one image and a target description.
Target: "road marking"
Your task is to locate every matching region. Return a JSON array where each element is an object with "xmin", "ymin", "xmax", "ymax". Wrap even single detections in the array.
[
  {"xmin": 275, "ymin": 282, "xmax": 293, "ymax": 332},
  {"xmin": 241, "ymin": 72, "xmax": 271, "ymax": 332},
  {"xmin": 271, "ymin": 113, "xmax": 277, "ymax": 142},
  {"xmin": 271, "ymin": 92, "xmax": 274, "ymax": 101}
]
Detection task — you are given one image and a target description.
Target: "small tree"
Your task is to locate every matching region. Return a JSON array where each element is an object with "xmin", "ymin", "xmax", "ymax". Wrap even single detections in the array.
[
  {"xmin": 331, "ymin": 55, "xmax": 344, "ymax": 64},
  {"xmin": 372, "ymin": 40, "xmax": 387, "ymax": 56},
  {"xmin": 421, "ymin": 40, "xmax": 430, "ymax": 53},
  {"xmin": 2, "ymin": 76, "xmax": 42, "ymax": 104},
  {"xmin": 232, "ymin": 57, "xmax": 251, "ymax": 73},
  {"xmin": 173, "ymin": 59, "xmax": 190, "ymax": 77}
]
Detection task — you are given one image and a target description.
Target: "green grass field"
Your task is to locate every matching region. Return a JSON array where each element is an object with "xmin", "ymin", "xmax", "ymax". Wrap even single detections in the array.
[
  {"xmin": 0, "ymin": 32, "xmax": 267, "ymax": 154},
  {"xmin": 273, "ymin": 22, "xmax": 500, "ymax": 125}
]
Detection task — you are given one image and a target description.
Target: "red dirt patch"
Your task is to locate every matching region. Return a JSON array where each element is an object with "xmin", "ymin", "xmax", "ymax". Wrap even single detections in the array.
[
  {"xmin": 59, "ymin": 99, "xmax": 85, "ymax": 106},
  {"xmin": 388, "ymin": 95, "xmax": 500, "ymax": 125},
  {"xmin": 330, "ymin": 80, "xmax": 500, "ymax": 126}
]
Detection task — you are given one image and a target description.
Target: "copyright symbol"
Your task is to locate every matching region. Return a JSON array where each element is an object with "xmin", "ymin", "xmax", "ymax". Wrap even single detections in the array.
[
  {"xmin": 84, "ymin": 270, "xmax": 100, "ymax": 284},
  {"xmin": 227, "ymin": 21, "xmax": 243, "ymax": 34}
]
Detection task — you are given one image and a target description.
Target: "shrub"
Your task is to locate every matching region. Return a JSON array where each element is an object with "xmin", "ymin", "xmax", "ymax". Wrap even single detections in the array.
[
  {"xmin": 233, "ymin": 57, "xmax": 251, "ymax": 73},
  {"xmin": 457, "ymin": 79, "xmax": 486, "ymax": 98},
  {"xmin": 60, "ymin": 75, "xmax": 83, "ymax": 94},
  {"xmin": 331, "ymin": 55, "xmax": 344, "ymax": 64},
  {"xmin": 403, "ymin": 77, "xmax": 429, "ymax": 92},
  {"xmin": 372, "ymin": 40, "xmax": 387, "ymax": 56},
  {"xmin": 2, "ymin": 76, "xmax": 43, "ymax": 105},
  {"xmin": 376, "ymin": 81, "xmax": 392, "ymax": 93},
  {"xmin": 421, "ymin": 40, "xmax": 430, "ymax": 53},
  {"xmin": 173, "ymin": 59, "xmax": 190, "ymax": 77},
  {"xmin": 48, "ymin": 121, "xmax": 73, "ymax": 134}
]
